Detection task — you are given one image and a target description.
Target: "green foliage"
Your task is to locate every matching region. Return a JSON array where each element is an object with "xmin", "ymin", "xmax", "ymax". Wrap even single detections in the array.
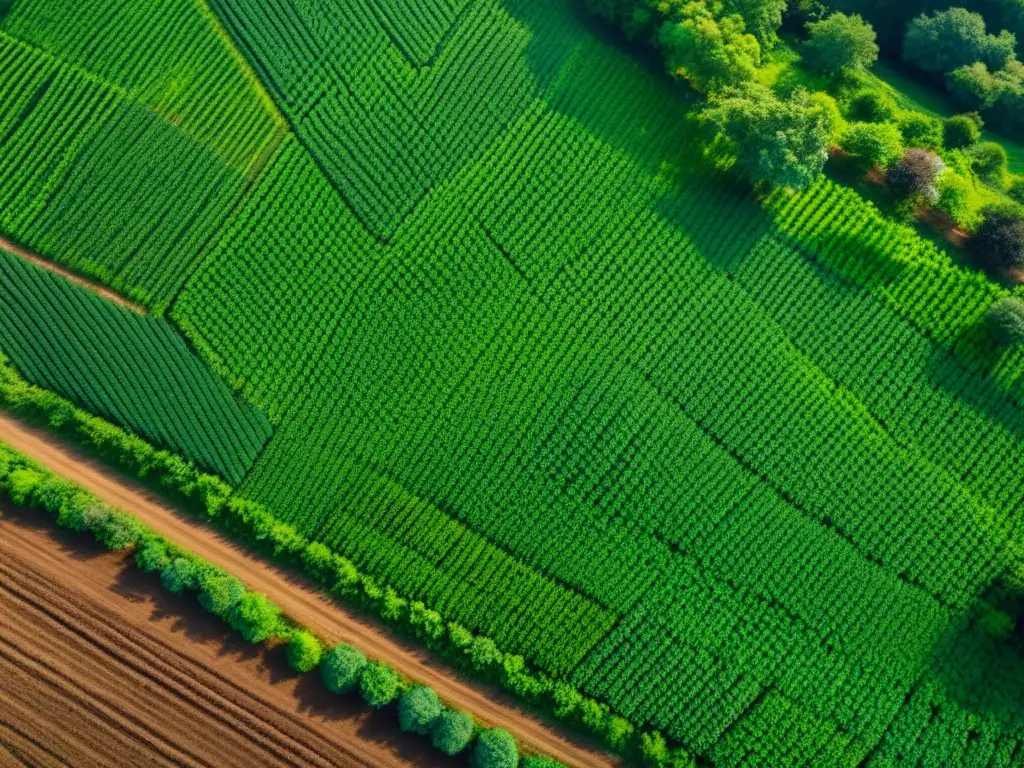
[
  {"xmin": 936, "ymin": 172, "xmax": 976, "ymax": 227},
  {"xmin": 839, "ymin": 121, "xmax": 904, "ymax": 167},
  {"xmin": 472, "ymin": 728, "xmax": 519, "ymax": 768},
  {"xmin": 722, "ymin": 0, "xmax": 785, "ymax": 50},
  {"xmin": 897, "ymin": 112, "xmax": 944, "ymax": 151},
  {"xmin": 359, "ymin": 661, "xmax": 401, "ymax": 708},
  {"xmin": 286, "ymin": 630, "xmax": 323, "ymax": 673},
  {"xmin": 701, "ymin": 83, "xmax": 831, "ymax": 189},
  {"xmin": 431, "ymin": 709, "xmax": 475, "ymax": 755},
  {"xmin": 657, "ymin": 3, "xmax": 760, "ymax": 93},
  {"xmin": 986, "ymin": 297, "xmax": 1024, "ymax": 345},
  {"xmin": 228, "ymin": 592, "xmax": 282, "ymax": 644},
  {"xmin": 970, "ymin": 206, "xmax": 1024, "ymax": 269},
  {"xmin": 903, "ymin": 8, "xmax": 1016, "ymax": 74},
  {"xmin": 885, "ymin": 149, "xmax": 945, "ymax": 199},
  {"xmin": 521, "ymin": 758, "xmax": 566, "ymax": 768},
  {"xmin": 320, "ymin": 644, "xmax": 368, "ymax": 694},
  {"xmin": 5, "ymin": 467, "xmax": 42, "ymax": 505},
  {"xmin": 803, "ymin": 13, "xmax": 879, "ymax": 77},
  {"xmin": 1009, "ymin": 175, "xmax": 1024, "ymax": 202},
  {"xmin": 161, "ymin": 557, "xmax": 201, "ymax": 594},
  {"xmin": 971, "ymin": 140, "xmax": 1010, "ymax": 184},
  {"xmin": 0, "ymin": 251, "xmax": 271, "ymax": 483},
  {"xmin": 848, "ymin": 90, "xmax": 897, "ymax": 123},
  {"xmin": 398, "ymin": 685, "xmax": 443, "ymax": 735},
  {"xmin": 944, "ymin": 114, "xmax": 983, "ymax": 148},
  {"xmin": 135, "ymin": 536, "xmax": 172, "ymax": 574},
  {"xmin": 197, "ymin": 571, "xmax": 247, "ymax": 617}
]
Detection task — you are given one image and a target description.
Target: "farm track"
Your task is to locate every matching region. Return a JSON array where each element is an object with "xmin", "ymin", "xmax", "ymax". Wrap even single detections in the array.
[
  {"xmin": 0, "ymin": 513, "xmax": 440, "ymax": 768},
  {"xmin": 0, "ymin": 413, "xmax": 618, "ymax": 768},
  {"xmin": 0, "ymin": 235, "xmax": 146, "ymax": 314}
]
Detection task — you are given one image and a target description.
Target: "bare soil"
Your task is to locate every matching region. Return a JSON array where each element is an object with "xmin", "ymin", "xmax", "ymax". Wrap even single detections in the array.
[
  {"xmin": 0, "ymin": 506, "xmax": 452, "ymax": 768},
  {"xmin": 0, "ymin": 235, "xmax": 146, "ymax": 314},
  {"xmin": 0, "ymin": 413, "xmax": 617, "ymax": 768}
]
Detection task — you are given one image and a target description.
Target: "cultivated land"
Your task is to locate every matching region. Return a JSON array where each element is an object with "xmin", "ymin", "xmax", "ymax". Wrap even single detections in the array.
[
  {"xmin": 0, "ymin": 506, "xmax": 443, "ymax": 768},
  {"xmin": 0, "ymin": 412, "xmax": 615, "ymax": 768},
  {"xmin": 3, "ymin": 0, "xmax": 1024, "ymax": 764}
]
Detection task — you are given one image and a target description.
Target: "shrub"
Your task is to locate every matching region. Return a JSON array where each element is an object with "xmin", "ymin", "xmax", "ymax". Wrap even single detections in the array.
[
  {"xmin": 839, "ymin": 122, "xmax": 903, "ymax": 168},
  {"xmin": 161, "ymin": 557, "xmax": 201, "ymax": 594},
  {"xmin": 197, "ymin": 571, "xmax": 246, "ymax": 617},
  {"xmin": 936, "ymin": 172, "xmax": 975, "ymax": 228},
  {"xmin": 903, "ymin": 8, "xmax": 1015, "ymax": 74},
  {"xmin": 944, "ymin": 115, "xmax": 982, "ymax": 149},
  {"xmin": 301, "ymin": 540, "xmax": 336, "ymax": 586},
  {"xmin": 431, "ymin": 709, "xmax": 475, "ymax": 755},
  {"xmin": 971, "ymin": 141, "xmax": 1009, "ymax": 185},
  {"xmin": 897, "ymin": 113, "xmax": 944, "ymax": 151},
  {"xmin": 640, "ymin": 731, "xmax": 671, "ymax": 766},
  {"xmin": 970, "ymin": 207, "xmax": 1024, "ymax": 271},
  {"xmin": 228, "ymin": 592, "xmax": 281, "ymax": 644},
  {"xmin": 398, "ymin": 685, "xmax": 443, "ymax": 735},
  {"xmin": 1010, "ymin": 176, "xmax": 1024, "ymax": 204},
  {"xmin": 469, "ymin": 636, "xmax": 503, "ymax": 673},
  {"xmin": 30, "ymin": 475, "xmax": 76, "ymax": 513},
  {"xmin": 521, "ymin": 757, "xmax": 566, "ymax": 768},
  {"xmin": 286, "ymin": 630, "xmax": 323, "ymax": 673},
  {"xmin": 321, "ymin": 643, "xmax": 367, "ymax": 694},
  {"xmin": 90, "ymin": 509, "xmax": 144, "ymax": 550},
  {"xmin": 6, "ymin": 467, "xmax": 43, "ymax": 505},
  {"xmin": 135, "ymin": 536, "xmax": 172, "ymax": 574},
  {"xmin": 885, "ymin": 149, "xmax": 945, "ymax": 200},
  {"xmin": 986, "ymin": 297, "xmax": 1024, "ymax": 346},
  {"xmin": 472, "ymin": 728, "xmax": 519, "ymax": 768},
  {"xmin": 848, "ymin": 90, "xmax": 895, "ymax": 123},
  {"xmin": 803, "ymin": 12, "xmax": 878, "ymax": 78},
  {"xmin": 359, "ymin": 661, "xmax": 401, "ymax": 708}
]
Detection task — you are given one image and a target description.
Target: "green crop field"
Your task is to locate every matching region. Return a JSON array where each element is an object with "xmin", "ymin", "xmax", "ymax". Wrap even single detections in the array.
[{"xmin": 3, "ymin": 0, "xmax": 1024, "ymax": 765}]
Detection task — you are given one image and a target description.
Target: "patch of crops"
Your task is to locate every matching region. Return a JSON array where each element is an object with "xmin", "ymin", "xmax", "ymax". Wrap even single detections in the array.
[
  {"xmin": 8, "ymin": 0, "xmax": 1024, "ymax": 764},
  {"xmin": 0, "ymin": 249, "xmax": 272, "ymax": 482}
]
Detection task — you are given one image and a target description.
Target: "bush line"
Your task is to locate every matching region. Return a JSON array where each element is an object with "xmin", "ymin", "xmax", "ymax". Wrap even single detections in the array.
[{"xmin": 0, "ymin": 355, "xmax": 695, "ymax": 768}]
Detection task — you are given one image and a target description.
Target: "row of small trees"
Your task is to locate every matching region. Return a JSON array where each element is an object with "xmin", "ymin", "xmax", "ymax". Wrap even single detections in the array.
[
  {"xmin": 0, "ymin": 442, "xmax": 566, "ymax": 768},
  {"xmin": 0, "ymin": 360, "xmax": 695, "ymax": 768}
]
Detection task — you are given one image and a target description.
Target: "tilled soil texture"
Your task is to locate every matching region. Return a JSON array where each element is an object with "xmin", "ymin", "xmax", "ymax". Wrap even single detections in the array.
[
  {"xmin": 0, "ymin": 413, "xmax": 617, "ymax": 768},
  {"xmin": 0, "ymin": 507, "xmax": 461, "ymax": 768}
]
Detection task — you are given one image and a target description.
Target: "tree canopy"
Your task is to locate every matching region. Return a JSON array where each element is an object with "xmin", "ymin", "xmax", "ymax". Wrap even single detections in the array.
[
  {"xmin": 903, "ymin": 8, "xmax": 1017, "ymax": 74},
  {"xmin": 803, "ymin": 12, "xmax": 879, "ymax": 77}
]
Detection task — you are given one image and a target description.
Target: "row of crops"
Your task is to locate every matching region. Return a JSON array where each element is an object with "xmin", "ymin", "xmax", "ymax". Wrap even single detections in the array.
[
  {"xmin": 0, "ymin": 249, "xmax": 272, "ymax": 482},
  {"xmin": 7, "ymin": 0, "xmax": 1024, "ymax": 764}
]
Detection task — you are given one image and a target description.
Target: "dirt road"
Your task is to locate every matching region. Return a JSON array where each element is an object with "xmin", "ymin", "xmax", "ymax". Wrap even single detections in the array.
[
  {"xmin": 0, "ymin": 509, "xmax": 454, "ymax": 768},
  {"xmin": 0, "ymin": 235, "xmax": 146, "ymax": 314},
  {"xmin": 0, "ymin": 412, "xmax": 617, "ymax": 768}
]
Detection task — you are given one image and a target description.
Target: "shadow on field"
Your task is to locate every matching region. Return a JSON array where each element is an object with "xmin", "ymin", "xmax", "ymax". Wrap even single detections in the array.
[{"xmin": 0, "ymin": 502, "xmax": 465, "ymax": 768}]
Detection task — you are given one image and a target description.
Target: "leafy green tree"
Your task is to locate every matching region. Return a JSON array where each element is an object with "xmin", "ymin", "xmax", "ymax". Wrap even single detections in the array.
[
  {"xmin": 135, "ymin": 536, "xmax": 172, "ymax": 574},
  {"xmin": 986, "ymin": 296, "xmax": 1024, "ymax": 345},
  {"xmin": 839, "ymin": 122, "xmax": 903, "ymax": 168},
  {"xmin": 971, "ymin": 141, "xmax": 1009, "ymax": 184},
  {"xmin": 472, "ymin": 728, "xmax": 519, "ymax": 768},
  {"xmin": 723, "ymin": 0, "xmax": 786, "ymax": 50},
  {"xmin": 521, "ymin": 757, "xmax": 566, "ymax": 768},
  {"xmin": 286, "ymin": 630, "xmax": 323, "ymax": 673},
  {"xmin": 228, "ymin": 592, "xmax": 281, "ymax": 644},
  {"xmin": 944, "ymin": 114, "xmax": 983, "ymax": 148},
  {"xmin": 848, "ymin": 90, "xmax": 896, "ymax": 123},
  {"xmin": 639, "ymin": 731, "xmax": 671, "ymax": 766},
  {"xmin": 6, "ymin": 468, "xmax": 42, "ymax": 505},
  {"xmin": 1010, "ymin": 176, "xmax": 1024, "ymax": 203},
  {"xmin": 432, "ymin": 709, "xmax": 475, "ymax": 755},
  {"xmin": 197, "ymin": 571, "xmax": 246, "ymax": 617},
  {"xmin": 469, "ymin": 636, "xmax": 503, "ymax": 672},
  {"xmin": 903, "ymin": 8, "xmax": 1016, "ymax": 74},
  {"xmin": 320, "ymin": 643, "xmax": 367, "ymax": 694},
  {"xmin": 936, "ymin": 172, "xmax": 975, "ymax": 227},
  {"xmin": 160, "ymin": 557, "xmax": 201, "ymax": 594},
  {"xmin": 90, "ymin": 509, "xmax": 144, "ymax": 551},
  {"xmin": 970, "ymin": 205, "xmax": 1024, "ymax": 270},
  {"xmin": 898, "ymin": 113, "xmax": 944, "ymax": 151},
  {"xmin": 947, "ymin": 62, "xmax": 1010, "ymax": 110},
  {"xmin": 398, "ymin": 685, "xmax": 443, "ymax": 735},
  {"xmin": 803, "ymin": 13, "xmax": 879, "ymax": 77},
  {"xmin": 700, "ymin": 83, "xmax": 831, "ymax": 189},
  {"xmin": 359, "ymin": 661, "xmax": 400, "ymax": 708},
  {"xmin": 658, "ymin": 3, "xmax": 760, "ymax": 93}
]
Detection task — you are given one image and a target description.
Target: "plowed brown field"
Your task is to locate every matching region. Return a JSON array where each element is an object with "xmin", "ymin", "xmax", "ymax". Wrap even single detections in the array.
[{"xmin": 0, "ymin": 507, "xmax": 459, "ymax": 768}]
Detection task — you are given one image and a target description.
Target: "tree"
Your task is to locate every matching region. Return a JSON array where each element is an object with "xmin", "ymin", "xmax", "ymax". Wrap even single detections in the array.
[
  {"xmin": 658, "ymin": 3, "xmax": 760, "ymax": 93},
  {"xmin": 903, "ymin": 8, "xmax": 1016, "ymax": 75},
  {"xmin": 227, "ymin": 592, "xmax": 281, "ymax": 644},
  {"xmin": 1010, "ymin": 176, "xmax": 1024, "ymax": 203},
  {"xmin": 359, "ymin": 661, "xmax": 400, "ymax": 708},
  {"xmin": 286, "ymin": 630, "xmax": 323, "ymax": 673},
  {"xmin": 723, "ymin": 0, "xmax": 786, "ymax": 50},
  {"xmin": 197, "ymin": 571, "xmax": 246, "ymax": 617},
  {"xmin": 970, "ymin": 206, "xmax": 1024, "ymax": 270},
  {"xmin": 947, "ymin": 62, "xmax": 1010, "ymax": 110},
  {"xmin": 639, "ymin": 731, "xmax": 671, "ymax": 766},
  {"xmin": 160, "ymin": 557, "xmax": 200, "ymax": 594},
  {"xmin": 398, "ymin": 685, "xmax": 443, "ymax": 735},
  {"xmin": 91, "ymin": 510, "xmax": 143, "ymax": 551},
  {"xmin": 320, "ymin": 643, "xmax": 367, "ymax": 694},
  {"xmin": 848, "ymin": 90, "xmax": 896, "ymax": 123},
  {"xmin": 803, "ymin": 13, "xmax": 879, "ymax": 77},
  {"xmin": 885, "ymin": 149, "xmax": 945, "ymax": 200},
  {"xmin": 472, "ymin": 728, "xmax": 519, "ymax": 768},
  {"xmin": 898, "ymin": 113, "xmax": 944, "ymax": 151},
  {"xmin": 839, "ymin": 122, "xmax": 904, "ymax": 168},
  {"xmin": 986, "ymin": 297, "xmax": 1024, "ymax": 346},
  {"xmin": 521, "ymin": 758, "xmax": 567, "ymax": 768},
  {"xmin": 944, "ymin": 114, "xmax": 982, "ymax": 148},
  {"xmin": 936, "ymin": 172, "xmax": 975, "ymax": 227},
  {"xmin": 468, "ymin": 636, "xmax": 503, "ymax": 672},
  {"xmin": 432, "ymin": 709, "xmax": 475, "ymax": 755},
  {"xmin": 700, "ymin": 83, "xmax": 831, "ymax": 190},
  {"xmin": 135, "ymin": 536, "xmax": 172, "ymax": 574},
  {"xmin": 971, "ymin": 141, "xmax": 1009, "ymax": 184}
]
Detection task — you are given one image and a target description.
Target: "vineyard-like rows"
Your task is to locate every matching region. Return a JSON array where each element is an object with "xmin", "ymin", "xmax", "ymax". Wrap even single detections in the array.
[
  {"xmin": 7, "ymin": 0, "xmax": 1024, "ymax": 765},
  {"xmin": 0, "ymin": 249, "xmax": 271, "ymax": 483}
]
